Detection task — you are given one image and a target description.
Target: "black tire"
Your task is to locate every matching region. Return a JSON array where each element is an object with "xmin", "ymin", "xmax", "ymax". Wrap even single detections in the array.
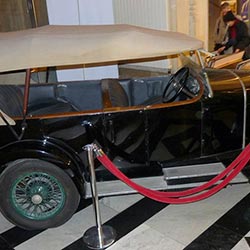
[{"xmin": 0, "ymin": 159, "xmax": 80, "ymax": 230}]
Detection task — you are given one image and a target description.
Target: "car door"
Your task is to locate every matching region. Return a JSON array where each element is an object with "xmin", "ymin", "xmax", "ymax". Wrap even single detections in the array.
[
  {"xmin": 103, "ymin": 109, "xmax": 147, "ymax": 164},
  {"xmin": 201, "ymin": 69, "xmax": 245, "ymax": 156},
  {"xmin": 146, "ymin": 101, "xmax": 203, "ymax": 164}
]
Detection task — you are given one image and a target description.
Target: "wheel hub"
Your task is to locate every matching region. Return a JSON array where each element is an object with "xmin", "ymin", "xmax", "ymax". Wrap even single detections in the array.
[
  {"xmin": 29, "ymin": 183, "xmax": 50, "ymax": 201},
  {"xmin": 31, "ymin": 194, "xmax": 43, "ymax": 204}
]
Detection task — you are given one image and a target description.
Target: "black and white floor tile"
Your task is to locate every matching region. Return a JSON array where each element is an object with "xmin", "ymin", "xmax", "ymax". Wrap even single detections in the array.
[{"xmin": 1, "ymin": 183, "xmax": 250, "ymax": 250}]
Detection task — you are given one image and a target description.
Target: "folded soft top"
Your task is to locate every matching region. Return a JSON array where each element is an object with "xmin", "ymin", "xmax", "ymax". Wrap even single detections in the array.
[{"xmin": 0, "ymin": 24, "xmax": 203, "ymax": 72}]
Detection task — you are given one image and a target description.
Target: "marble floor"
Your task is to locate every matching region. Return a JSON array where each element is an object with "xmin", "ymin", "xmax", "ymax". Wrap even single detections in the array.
[{"xmin": 1, "ymin": 182, "xmax": 250, "ymax": 250}]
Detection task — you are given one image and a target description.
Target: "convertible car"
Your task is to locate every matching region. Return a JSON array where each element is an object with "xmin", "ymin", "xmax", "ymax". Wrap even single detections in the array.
[{"xmin": 0, "ymin": 24, "xmax": 250, "ymax": 230}]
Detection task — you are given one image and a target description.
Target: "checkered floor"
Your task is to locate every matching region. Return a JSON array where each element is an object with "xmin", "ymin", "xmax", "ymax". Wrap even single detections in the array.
[{"xmin": 1, "ymin": 183, "xmax": 250, "ymax": 250}]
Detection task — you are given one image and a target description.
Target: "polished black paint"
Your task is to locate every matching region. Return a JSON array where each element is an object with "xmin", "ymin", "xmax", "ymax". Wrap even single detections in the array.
[{"xmin": 0, "ymin": 61, "xmax": 249, "ymax": 214}]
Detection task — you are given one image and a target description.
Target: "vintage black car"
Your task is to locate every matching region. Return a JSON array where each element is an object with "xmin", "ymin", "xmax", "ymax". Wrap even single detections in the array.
[{"xmin": 0, "ymin": 24, "xmax": 249, "ymax": 230}]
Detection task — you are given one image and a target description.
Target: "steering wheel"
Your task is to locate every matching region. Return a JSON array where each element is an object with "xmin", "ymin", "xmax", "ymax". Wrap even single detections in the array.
[{"xmin": 162, "ymin": 67, "xmax": 190, "ymax": 103}]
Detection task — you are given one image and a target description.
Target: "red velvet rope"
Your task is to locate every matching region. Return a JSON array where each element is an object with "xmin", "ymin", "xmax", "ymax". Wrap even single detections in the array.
[{"xmin": 96, "ymin": 144, "xmax": 250, "ymax": 204}]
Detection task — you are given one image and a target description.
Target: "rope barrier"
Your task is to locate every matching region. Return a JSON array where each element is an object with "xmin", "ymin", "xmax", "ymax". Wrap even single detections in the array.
[{"xmin": 95, "ymin": 144, "xmax": 250, "ymax": 204}]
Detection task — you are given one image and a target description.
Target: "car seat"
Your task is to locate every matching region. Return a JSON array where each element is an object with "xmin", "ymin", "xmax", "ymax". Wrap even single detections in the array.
[
  {"xmin": 101, "ymin": 79, "xmax": 129, "ymax": 108},
  {"xmin": 0, "ymin": 85, "xmax": 24, "ymax": 117}
]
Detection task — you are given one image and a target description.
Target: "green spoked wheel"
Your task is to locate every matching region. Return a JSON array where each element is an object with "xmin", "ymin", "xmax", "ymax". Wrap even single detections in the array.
[
  {"xmin": 12, "ymin": 172, "xmax": 66, "ymax": 220},
  {"xmin": 0, "ymin": 159, "xmax": 80, "ymax": 230}
]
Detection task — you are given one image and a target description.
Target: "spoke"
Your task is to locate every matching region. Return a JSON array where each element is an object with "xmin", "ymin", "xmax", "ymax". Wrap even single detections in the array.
[
  {"xmin": 16, "ymin": 198, "xmax": 29, "ymax": 206},
  {"xmin": 47, "ymin": 199, "xmax": 60, "ymax": 208},
  {"xmin": 15, "ymin": 192, "xmax": 27, "ymax": 198},
  {"xmin": 41, "ymin": 202, "xmax": 53, "ymax": 211},
  {"xmin": 30, "ymin": 204, "xmax": 39, "ymax": 214}
]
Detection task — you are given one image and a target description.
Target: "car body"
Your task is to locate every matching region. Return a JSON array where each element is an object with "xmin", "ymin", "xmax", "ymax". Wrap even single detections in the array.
[
  {"xmin": 205, "ymin": 51, "xmax": 245, "ymax": 69},
  {"xmin": 202, "ymin": 48, "xmax": 250, "ymax": 70},
  {"xmin": 0, "ymin": 24, "xmax": 250, "ymax": 230}
]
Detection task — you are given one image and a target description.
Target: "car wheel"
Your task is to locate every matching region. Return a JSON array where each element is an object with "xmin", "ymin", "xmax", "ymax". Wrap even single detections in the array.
[{"xmin": 0, "ymin": 159, "xmax": 80, "ymax": 230}]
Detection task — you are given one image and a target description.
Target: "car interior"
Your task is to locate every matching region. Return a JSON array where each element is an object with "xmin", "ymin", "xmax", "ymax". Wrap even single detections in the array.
[{"xmin": 0, "ymin": 67, "xmax": 200, "ymax": 118}]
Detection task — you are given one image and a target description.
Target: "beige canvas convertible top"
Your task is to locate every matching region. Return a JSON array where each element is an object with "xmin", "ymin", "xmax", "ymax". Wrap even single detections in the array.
[{"xmin": 0, "ymin": 24, "xmax": 203, "ymax": 73}]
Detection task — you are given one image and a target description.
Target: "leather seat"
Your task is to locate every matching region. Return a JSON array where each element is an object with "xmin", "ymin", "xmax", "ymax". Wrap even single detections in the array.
[
  {"xmin": 0, "ymin": 85, "xmax": 24, "ymax": 117},
  {"xmin": 101, "ymin": 79, "xmax": 129, "ymax": 108},
  {"xmin": 28, "ymin": 97, "xmax": 78, "ymax": 115}
]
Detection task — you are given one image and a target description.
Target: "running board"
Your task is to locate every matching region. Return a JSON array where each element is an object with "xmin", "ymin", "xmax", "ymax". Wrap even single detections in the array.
[
  {"xmin": 84, "ymin": 162, "xmax": 249, "ymax": 198},
  {"xmin": 85, "ymin": 176, "xmax": 166, "ymax": 198},
  {"xmin": 163, "ymin": 162, "xmax": 248, "ymax": 189}
]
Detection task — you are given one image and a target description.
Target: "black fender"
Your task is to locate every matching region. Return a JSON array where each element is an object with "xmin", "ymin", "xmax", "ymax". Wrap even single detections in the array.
[{"xmin": 0, "ymin": 138, "xmax": 86, "ymax": 196}]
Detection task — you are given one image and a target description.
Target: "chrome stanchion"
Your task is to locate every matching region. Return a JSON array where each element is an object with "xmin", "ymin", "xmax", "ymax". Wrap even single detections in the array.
[{"xmin": 83, "ymin": 144, "xmax": 116, "ymax": 249}]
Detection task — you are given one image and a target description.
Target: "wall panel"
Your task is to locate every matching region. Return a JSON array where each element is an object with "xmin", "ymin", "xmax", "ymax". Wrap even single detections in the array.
[
  {"xmin": 46, "ymin": 0, "xmax": 118, "ymax": 80},
  {"xmin": 113, "ymin": 0, "xmax": 167, "ymax": 30},
  {"xmin": 113, "ymin": 0, "xmax": 170, "ymax": 71}
]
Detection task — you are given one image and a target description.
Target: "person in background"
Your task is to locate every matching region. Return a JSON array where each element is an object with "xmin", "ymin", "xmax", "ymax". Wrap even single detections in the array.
[
  {"xmin": 213, "ymin": 2, "xmax": 231, "ymax": 52},
  {"xmin": 241, "ymin": 0, "xmax": 250, "ymax": 22},
  {"xmin": 217, "ymin": 11, "xmax": 250, "ymax": 54}
]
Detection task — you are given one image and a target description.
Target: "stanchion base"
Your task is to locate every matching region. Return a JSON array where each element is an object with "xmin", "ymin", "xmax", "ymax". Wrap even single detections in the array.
[{"xmin": 83, "ymin": 225, "xmax": 116, "ymax": 249}]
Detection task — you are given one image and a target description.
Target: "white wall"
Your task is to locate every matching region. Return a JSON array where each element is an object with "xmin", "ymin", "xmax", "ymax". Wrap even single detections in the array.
[
  {"xmin": 113, "ymin": 0, "xmax": 168, "ymax": 30},
  {"xmin": 113, "ymin": 0, "xmax": 170, "ymax": 70},
  {"xmin": 46, "ymin": 0, "xmax": 118, "ymax": 81},
  {"xmin": 113, "ymin": 0, "xmax": 208, "ymax": 54}
]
